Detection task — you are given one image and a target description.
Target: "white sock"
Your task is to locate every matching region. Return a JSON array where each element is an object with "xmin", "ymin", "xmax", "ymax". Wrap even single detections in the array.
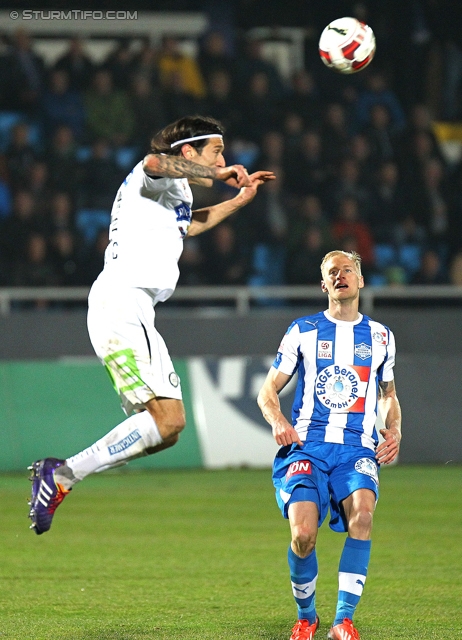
[{"xmin": 58, "ymin": 411, "xmax": 162, "ymax": 485}]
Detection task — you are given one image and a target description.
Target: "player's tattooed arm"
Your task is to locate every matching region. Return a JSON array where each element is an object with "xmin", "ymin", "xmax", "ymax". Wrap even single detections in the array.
[
  {"xmin": 376, "ymin": 379, "xmax": 402, "ymax": 464},
  {"xmin": 143, "ymin": 154, "xmax": 217, "ymax": 180}
]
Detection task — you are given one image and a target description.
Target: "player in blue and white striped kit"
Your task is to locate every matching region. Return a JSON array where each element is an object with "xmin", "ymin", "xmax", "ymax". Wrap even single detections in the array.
[{"xmin": 258, "ymin": 250, "xmax": 402, "ymax": 640}]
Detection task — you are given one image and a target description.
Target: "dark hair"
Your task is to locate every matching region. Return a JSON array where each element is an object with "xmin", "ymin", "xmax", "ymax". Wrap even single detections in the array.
[{"xmin": 150, "ymin": 115, "xmax": 225, "ymax": 155}]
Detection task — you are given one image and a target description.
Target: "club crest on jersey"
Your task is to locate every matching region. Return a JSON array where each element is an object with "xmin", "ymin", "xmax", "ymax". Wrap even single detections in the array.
[
  {"xmin": 372, "ymin": 330, "xmax": 388, "ymax": 345},
  {"xmin": 354, "ymin": 342, "xmax": 372, "ymax": 360},
  {"xmin": 286, "ymin": 460, "xmax": 312, "ymax": 480},
  {"xmin": 169, "ymin": 372, "xmax": 180, "ymax": 387},
  {"xmin": 317, "ymin": 340, "xmax": 333, "ymax": 359},
  {"xmin": 355, "ymin": 458, "xmax": 379, "ymax": 484},
  {"xmin": 315, "ymin": 364, "xmax": 369, "ymax": 412}
]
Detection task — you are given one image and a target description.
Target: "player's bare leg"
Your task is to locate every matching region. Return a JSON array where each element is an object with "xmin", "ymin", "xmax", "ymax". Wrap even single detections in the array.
[
  {"xmin": 28, "ymin": 397, "xmax": 186, "ymax": 534},
  {"xmin": 328, "ymin": 489, "xmax": 376, "ymax": 640}
]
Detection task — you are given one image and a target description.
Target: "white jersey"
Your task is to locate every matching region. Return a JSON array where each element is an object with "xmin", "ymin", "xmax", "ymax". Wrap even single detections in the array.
[
  {"xmin": 274, "ymin": 310, "xmax": 396, "ymax": 451},
  {"xmin": 100, "ymin": 160, "xmax": 193, "ymax": 301}
]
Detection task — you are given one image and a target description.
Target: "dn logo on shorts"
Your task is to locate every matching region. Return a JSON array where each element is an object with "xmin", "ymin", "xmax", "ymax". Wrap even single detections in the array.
[{"xmin": 286, "ymin": 460, "xmax": 312, "ymax": 480}]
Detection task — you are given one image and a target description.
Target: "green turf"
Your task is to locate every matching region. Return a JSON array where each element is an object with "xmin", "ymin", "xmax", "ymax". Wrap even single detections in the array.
[{"xmin": 0, "ymin": 465, "xmax": 461, "ymax": 639}]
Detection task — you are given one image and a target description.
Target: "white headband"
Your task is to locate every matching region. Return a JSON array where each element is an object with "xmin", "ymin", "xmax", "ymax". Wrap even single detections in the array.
[{"xmin": 170, "ymin": 134, "xmax": 223, "ymax": 148}]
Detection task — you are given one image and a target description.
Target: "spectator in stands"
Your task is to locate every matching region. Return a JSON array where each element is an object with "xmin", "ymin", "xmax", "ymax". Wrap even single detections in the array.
[
  {"xmin": 255, "ymin": 130, "xmax": 286, "ymax": 168},
  {"xmin": 84, "ymin": 69, "xmax": 134, "ymax": 146},
  {"xmin": 281, "ymin": 111, "xmax": 305, "ymax": 155},
  {"xmin": 40, "ymin": 69, "xmax": 86, "ymax": 141},
  {"xmin": 284, "ymin": 130, "xmax": 327, "ymax": 198},
  {"xmin": 0, "ymin": 190, "xmax": 41, "ymax": 278},
  {"xmin": 46, "ymin": 125, "xmax": 79, "ymax": 196},
  {"xmin": 79, "ymin": 138, "xmax": 124, "ymax": 210},
  {"xmin": 157, "ymin": 36, "xmax": 207, "ymax": 100},
  {"xmin": 245, "ymin": 161, "xmax": 289, "ymax": 250},
  {"xmin": 0, "ymin": 156, "xmax": 12, "ymax": 220},
  {"xmin": 12, "ymin": 233, "xmax": 59, "ymax": 307},
  {"xmin": 45, "ymin": 192, "xmax": 75, "ymax": 236},
  {"xmin": 3, "ymin": 28, "xmax": 45, "ymax": 113},
  {"xmin": 328, "ymin": 158, "xmax": 372, "ymax": 221},
  {"xmin": 410, "ymin": 248, "xmax": 448, "ymax": 285},
  {"xmin": 198, "ymin": 30, "xmax": 235, "ymax": 84},
  {"xmin": 398, "ymin": 104, "xmax": 441, "ymax": 166},
  {"xmin": 321, "ymin": 102, "xmax": 351, "ymax": 171},
  {"xmin": 202, "ymin": 221, "xmax": 250, "ymax": 285},
  {"xmin": 287, "ymin": 194, "xmax": 332, "ymax": 254},
  {"xmin": 203, "ymin": 69, "xmax": 242, "ymax": 140},
  {"xmin": 54, "ymin": 36, "xmax": 94, "ymax": 91},
  {"xmin": 349, "ymin": 133, "xmax": 373, "ymax": 173},
  {"xmin": 5, "ymin": 122, "xmax": 37, "ymax": 189},
  {"xmin": 393, "ymin": 213, "xmax": 428, "ymax": 249},
  {"xmin": 234, "ymin": 37, "xmax": 285, "ymax": 101},
  {"xmin": 332, "ymin": 196, "xmax": 374, "ymax": 270},
  {"xmin": 237, "ymin": 70, "xmax": 280, "ymax": 144},
  {"xmin": 177, "ymin": 236, "xmax": 206, "ymax": 286},
  {"xmin": 79, "ymin": 227, "xmax": 109, "ymax": 286},
  {"xmin": 369, "ymin": 161, "xmax": 407, "ymax": 243},
  {"xmin": 354, "ymin": 70, "xmax": 406, "ymax": 134},
  {"xmin": 130, "ymin": 40, "xmax": 160, "ymax": 86},
  {"xmin": 103, "ymin": 39, "xmax": 135, "ymax": 90},
  {"xmin": 420, "ymin": 158, "xmax": 451, "ymax": 245},
  {"xmin": 27, "ymin": 160, "xmax": 53, "ymax": 218},
  {"xmin": 129, "ymin": 74, "xmax": 168, "ymax": 149},
  {"xmin": 281, "ymin": 69, "xmax": 320, "ymax": 125},
  {"xmin": 286, "ymin": 226, "xmax": 328, "ymax": 285},
  {"xmin": 362, "ymin": 104, "xmax": 398, "ymax": 166},
  {"xmin": 50, "ymin": 228, "xmax": 83, "ymax": 287}
]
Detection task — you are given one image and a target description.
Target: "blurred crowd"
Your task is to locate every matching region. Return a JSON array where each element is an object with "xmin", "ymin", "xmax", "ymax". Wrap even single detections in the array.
[{"xmin": 1, "ymin": 8, "xmax": 462, "ymax": 297}]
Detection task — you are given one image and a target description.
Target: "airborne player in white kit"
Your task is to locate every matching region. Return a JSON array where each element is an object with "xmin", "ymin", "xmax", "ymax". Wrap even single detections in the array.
[
  {"xmin": 28, "ymin": 115, "xmax": 275, "ymax": 535},
  {"xmin": 258, "ymin": 250, "xmax": 402, "ymax": 640}
]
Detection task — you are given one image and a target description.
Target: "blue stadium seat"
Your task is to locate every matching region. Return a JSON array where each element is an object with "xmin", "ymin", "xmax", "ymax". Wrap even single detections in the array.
[
  {"xmin": 76, "ymin": 209, "xmax": 110, "ymax": 244},
  {"xmin": 75, "ymin": 146, "xmax": 92, "ymax": 162},
  {"xmin": 115, "ymin": 146, "xmax": 139, "ymax": 169},
  {"xmin": 374, "ymin": 243, "xmax": 396, "ymax": 269},
  {"xmin": 398, "ymin": 243, "xmax": 422, "ymax": 276},
  {"xmin": 0, "ymin": 111, "xmax": 24, "ymax": 151},
  {"xmin": 367, "ymin": 273, "xmax": 388, "ymax": 286}
]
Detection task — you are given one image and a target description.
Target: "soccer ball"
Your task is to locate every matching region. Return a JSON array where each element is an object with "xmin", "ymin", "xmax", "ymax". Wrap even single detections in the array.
[{"xmin": 319, "ymin": 17, "xmax": 376, "ymax": 74}]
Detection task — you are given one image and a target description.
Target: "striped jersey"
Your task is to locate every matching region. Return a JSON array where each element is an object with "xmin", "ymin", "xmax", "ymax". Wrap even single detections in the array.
[{"xmin": 273, "ymin": 310, "xmax": 396, "ymax": 451}]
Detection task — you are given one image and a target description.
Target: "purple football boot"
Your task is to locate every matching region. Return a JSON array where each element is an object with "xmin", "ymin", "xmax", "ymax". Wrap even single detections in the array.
[{"xmin": 28, "ymin": 458, "xmax": 70, "ymax": 535}]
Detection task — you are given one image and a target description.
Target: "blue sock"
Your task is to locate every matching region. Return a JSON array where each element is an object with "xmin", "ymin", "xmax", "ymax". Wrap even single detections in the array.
[
  {"xmin": 288, "ymin": 546, "xmax": 318, "ymax": 624},
  {"xmin": 334, "ymin": 537, "xmax": 371, "ymax": 625}
]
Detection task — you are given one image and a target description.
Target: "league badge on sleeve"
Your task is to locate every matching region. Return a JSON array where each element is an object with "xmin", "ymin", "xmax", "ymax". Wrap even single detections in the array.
[{"xmin": 372, "ymin": 331, "xmax": 388, "ymax": 345}]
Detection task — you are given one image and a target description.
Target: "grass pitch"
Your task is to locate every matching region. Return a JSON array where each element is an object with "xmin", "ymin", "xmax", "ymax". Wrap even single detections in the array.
[{"xmin": 0, "ymin": 465, "xmax": 461, "ymax": 639}]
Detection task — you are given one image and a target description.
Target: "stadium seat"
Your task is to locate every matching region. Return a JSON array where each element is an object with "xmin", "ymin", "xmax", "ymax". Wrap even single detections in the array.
[
  {"xmin": 398, "ymin": 243, "xmax": 422, "ymax": 276},
  {"xmin": 248, "ymin": 243, "xmax": 286, "ymax": 305},
  {"xmin": 374, "ymin": 243, "xmax": 396, "ymax": 270},
  {"xmin": 367, "ymin": 273, "xmax": 388, "ymax": 286},
  {"xmin": 115, "ymin": 146, "xmax": 139, "ymax": 169},
  {"xmin": 76, "ymin": 208, "xmax": 110, "ymax": 244},
  {"xmin": 0, "ymin": 111, "xmax": 25, "ymax": 151}
]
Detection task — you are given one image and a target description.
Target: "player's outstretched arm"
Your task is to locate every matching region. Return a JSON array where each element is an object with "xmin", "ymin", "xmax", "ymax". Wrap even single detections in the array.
[
  {"xmin": 187, "ymin": 170, "xmax": 275, "ymax": 236},
  {"xmin": 376, "ymin": 379, "xmax": 402, "ymax": 465},
  {"xmin": 143, "ymin": 154, "xmax": 253, "ymax": 188},
  {"xmin": 257, "ymin": 367, "xmax": 303, "ymax": 447}
]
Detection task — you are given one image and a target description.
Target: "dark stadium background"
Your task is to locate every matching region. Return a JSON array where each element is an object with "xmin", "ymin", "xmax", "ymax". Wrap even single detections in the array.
[{"xmin": 0, "ymin": 0, "xmax": 461, "ymax": 465}]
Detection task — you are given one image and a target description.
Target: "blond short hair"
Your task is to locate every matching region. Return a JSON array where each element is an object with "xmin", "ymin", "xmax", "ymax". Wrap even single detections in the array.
[{"xmin": 320, "ymin": 250, "xmax": 363, "ymax": 278}]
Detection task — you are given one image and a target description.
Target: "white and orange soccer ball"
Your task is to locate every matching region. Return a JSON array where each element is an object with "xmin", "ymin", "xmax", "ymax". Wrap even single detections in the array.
[{"xmin": 319, "ymin": 17, "xmax": 376, "ymax": 74}]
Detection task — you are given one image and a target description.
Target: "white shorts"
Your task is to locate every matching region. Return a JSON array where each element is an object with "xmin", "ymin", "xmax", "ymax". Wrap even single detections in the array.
[{"xmin": 87, "ymin": 277, "xmax": 182, "ymax": 415}]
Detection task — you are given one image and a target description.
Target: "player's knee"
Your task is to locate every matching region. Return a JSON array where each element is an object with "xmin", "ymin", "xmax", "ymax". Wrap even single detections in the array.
[
  {"xmin": 348, "ymin": 507, "xmax": 374, "ymax": 537},
  {"xmin": 146, "ymin": 400, "xmax": 186, "ymax": 439},
  {"xmin": 291, "ymin": 524, "xmax": 317, "ymax": 557}
]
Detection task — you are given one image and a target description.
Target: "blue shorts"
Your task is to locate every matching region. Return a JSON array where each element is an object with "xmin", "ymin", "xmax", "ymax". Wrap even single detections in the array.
[{"xmin": 272, "ymin": 442, "xmax": 379, "ymax": 533}]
